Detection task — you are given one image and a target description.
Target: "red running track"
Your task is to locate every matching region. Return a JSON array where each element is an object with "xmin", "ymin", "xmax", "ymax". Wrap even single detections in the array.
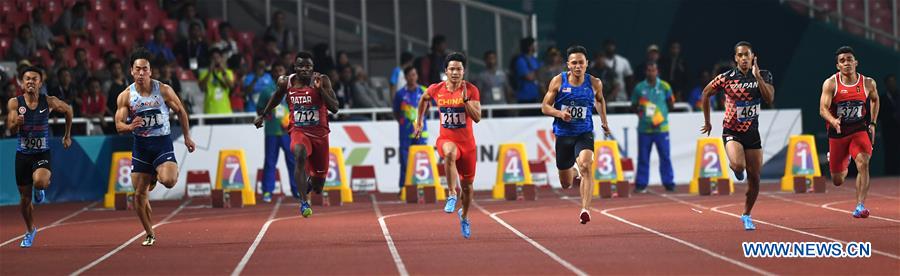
[{"xmin": 0, "ymin": 177, "xmax": 897, "ymax": 275}]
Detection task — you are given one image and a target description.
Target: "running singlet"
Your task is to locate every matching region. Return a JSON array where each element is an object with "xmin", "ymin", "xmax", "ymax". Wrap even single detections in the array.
[
  {"xmin": 426, "ymin": 81, "xmax": 480, "ymax": 142},
  {"xmin": 129, "ymin": 80, "xmax": 171, "ymax": 137},
  {"xmin": 709, "ymin": 68, "xmax": 773, "ymax": 132},
  {"xmin": 286, "ymin": 74, "xmax": 330, "ymax": 137},
  {"xmin": 16, "ymin": 94, "xmax": 50, "ymax": 154},
  {"xmin": 553, "ymin": 72, "xmax": 594, "ymax": 136},
  {"xmin": 827, "ymin": 73, "xmax": 869, "ymax": 138}
]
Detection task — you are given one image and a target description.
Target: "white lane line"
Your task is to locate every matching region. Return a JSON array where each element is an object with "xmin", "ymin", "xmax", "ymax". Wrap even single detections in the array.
[
  {"xmin": 765, "ymin": 194, "xmax": 900, "ymax": 223},
  {"xmin": 231, "ymin": 197, "xmax": 283, "ymax": 276},
  {"xmin": 473, "ymin": 202, "xmax": 588, "ymax": 276},
  {"xmin": 372, "ymin": 194, "xmax": 410, "ymax": 276},
  {"xmin": 70, "ymin": 200, "xmax": 192, "ymax": 276},
  {"xmin": 1, "ymin": 201, "xmax": 98, "ymax": 247},
  {"xmin": 595, "ymin": 203, "xmax": 774, "ymax": 276}
]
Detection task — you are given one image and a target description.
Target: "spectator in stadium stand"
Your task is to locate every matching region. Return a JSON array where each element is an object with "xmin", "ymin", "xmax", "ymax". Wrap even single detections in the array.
[
  {"xmin": 29, "ymin": 9, "xmax": 55, "ymax": 51},
  {"xmin": 10, "ymin": 25, "xmax": 38, "ymax": 62},
  {"xmin": 881, "ymin": 74, "xmax": 899, "ymax": 175},
  {"xmin": 393, "ymin": 66, "xmax": 428, "ymax": 193},
  {"xmin": 80, "ymin": 77, "xmax": 107, "ymax": 134},
  {"xmin": 50, "ymin": 67, "xmax": 78, "ymax": 117},
  {"xmin": 146, "ymin": 26, "xmax": 176, "ymax": 63},
  {"xmin": 335, "ymin": 51, "xmax": 352, "ymax": 75},
  {"xmin": 351, "ymin": 65, "xmax": 386, "ymax": 108},
  {"xmin": 256, "ymin": 35, "xmax": 281, "ymax": 67},
  {"xmin": 473, "ymin": 50, "xmax": 512, "ymax": 107},
  {"xmin": 1, "ymin": 82, "xmax": 14, "ymax": 135},
  {"xmin": 177, "ymin": 3, "xmax": 206, "ymax": 40},
  {"xmin": 265, "ymin": 11, "xmax": 298, "ymax": 53},
  {"xmin": 688, "ymin": 70, "xmax": 716, "ymax": 111},
  {"xmin": 212, "ymin": 22, "xmax": 240, "ymax": 61},
  {"xmin": 312, "ymin": 43, "xmax": 335, "ymax": 76},
  {"xmin": 103, "ymin": 59, "xmax": 130, "ymax": 116},
  {"xmin": 70, "ymin": 48, "xmax": 91, "ymax": 89},
  {"xmin": 537, "ymin": 46, "xmax": 564, "ymax": 95},
  {"xmin": 389, "ymin": 51, "xmax": 415, "ymax": 95},
  {"xmin": 635, "ymin": 44, "xmax": 661, "ymax": 82},
  {"xmin": 53, "ymin": 1, "xmax": 88, "ymax": 39},
  {"xmin": 243, "ymin": 59, "xmax": 275, "ymax": 113},
  {"xmin": 588, "ymin": 52, "xmax": 619, "ymax": 100},
  {"xmin": 46, "ymin": 44, "xmax": 68, "ymax": 86},
  {"xmin": 415, "ymin": 35, "xmax": 448, "ymax": 85},
  {"xmin": 333, "ymin": 65, "xmax": 354, "ymax": 109},
  {"xmin": 278, "ymin": 51, "xmax": 295, "ymax": 73},
  {"xmin": 175, "ymin": 22, "xmax": 210, "ymax": 71},
  {"xmin": 199, "ymin": 48, "xmax": 234, "ymax": 114},
  {"xmin": 602, "ymin": 39, "xmax": 634, "ymax": 102},
  {"xmin": 512, "ymin": 37, "xmax": 540, "ymax": 104},
  {"xmin": 659, "ymin": 41, "xmax": 689, "ymax": 101},
  {"xmin": 156, "ymin": 59, "xmax": 186, "ymax": 113}
]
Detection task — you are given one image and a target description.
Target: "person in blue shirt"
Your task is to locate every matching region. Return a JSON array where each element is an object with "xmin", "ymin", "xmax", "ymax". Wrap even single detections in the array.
[
  {"xmin": 243, "ymin": 59, "xmax": 276, "ymax": 113},
  {"xmin": 389, "ymin": 52, "xmax": 414, "ymax": 96},
  {"xmin": 513, "ymin": 37, "xmax": 541, "ymax": 104},
  {"xmin": 392, "ymin": 66, "xmax": 428, "ymax": 193}
]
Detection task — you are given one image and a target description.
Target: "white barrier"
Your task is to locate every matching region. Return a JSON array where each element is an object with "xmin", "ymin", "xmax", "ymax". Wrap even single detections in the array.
[{"xmin": 153, "ymin": 109, "xmax": 801, "ymax": 200}]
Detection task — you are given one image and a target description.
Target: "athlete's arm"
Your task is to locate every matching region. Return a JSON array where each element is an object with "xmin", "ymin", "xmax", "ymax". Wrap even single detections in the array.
[
  {"xmin": 592, "ymin": 76, "xmax": 611, "ymax": 135},
  {"xmin": 161, "ymin": 84, "xmax": 196, "ymax": 153},
  {"xmin": 255, "ymin": 76, "xmax": 288, "ymax": 128},
  {"xmin": 6, "ymin": 98, "xmax": 21, "ymax": 133},
  {"xmin": 316, "ymin": 73, "xmax": 340, "ymax": 114},
  {"xmin": 866, "ymin": 77, "xmax": 880, "ymax": 138},
  {"xmin": 47, "ymin": 96, "xmax": 73, "ymax": 149},
  {"xmin": 700, "ymin": 74, "xmax": 722, "ymax": 135},
  {"xmin": 462, "ymin": 83, "xmax": 481, "ymax": 123},
  {"xmin": 413, "ymin": 87, "xmax": 432, "ymax": 139},
  {"xmin": 819, "ymin": 78, "xmax": 841, "ymax": 134},
  {"xmin": 115, "ymin": 89, "xmax": 141, "ymax": 134},
  {"xmin": 541, "ymin": 75, "xmax": 571, "ymax": 121},
  {"xmin": 753, "ymin": 58, "xmax": 775, "ymax": 105}
]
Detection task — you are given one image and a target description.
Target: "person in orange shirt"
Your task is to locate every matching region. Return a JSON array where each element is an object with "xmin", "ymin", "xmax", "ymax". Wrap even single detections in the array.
[{"xmin": 414, "ymin": 52, "xmax": 481, "ymax": 239}]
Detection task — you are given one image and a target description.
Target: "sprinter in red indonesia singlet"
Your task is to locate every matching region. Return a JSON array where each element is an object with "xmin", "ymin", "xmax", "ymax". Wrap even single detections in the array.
[
  {"xmin": 413, "ymin": 52, "xmax": 481, "ymax": 239},
  {"xmin": 255, "ymin": 51, "xmax": 339, "ymax": 218},
  {"xmin": 819, "ymin": 46, "xmax": 880, "ymax": 218}
]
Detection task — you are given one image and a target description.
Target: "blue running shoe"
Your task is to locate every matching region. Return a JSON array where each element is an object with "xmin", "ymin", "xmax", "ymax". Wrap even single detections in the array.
[
  {"xmin": 741, "ymin": 215, "xmax": 756, "ymax": 230},
  {"xmin": 458, "ymin": 209, "xmax": 470, "ymax": 239},
  {"xmin": 734, "ymin": 170, "xmax": 745, "ymax": 181},
  {"xmin": 20, "ymin": 227, "xmax": 36, "ymax": 248},
  {"xmin": 262, "ymin": 192, "xmax": 272, "ymax": 203},
  {"xmin": 300, "ymin": 201, "xmax": 313, "ymax": 218},
  {"xmin": 444, "ymin": 195, "xmax": 457, "ymax": 213},
  {"xmin": 33, "ymin": 189, "xmax": 45, "ymax": 204},
  {"xmin": 852, "ymin": 203, "xmax": 870, "ymax": 218}
]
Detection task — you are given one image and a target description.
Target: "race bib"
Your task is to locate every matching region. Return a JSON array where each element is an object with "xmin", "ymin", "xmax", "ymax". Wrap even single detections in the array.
[
  {"xmin": 836, "ymin": 101, "xmax": 864, "ymax": 122},
  {"xmin": 561, "ymin": 104, "xmax": 588, "ymax": 121},
  {"xmin": 135, "ymin": 109, "xmax": 164, "ymax": 130},
  {"xmin": 440, "ymin": 107, "xmax": 466, "ymax": 129},
  {"xmin": 214, "ymin": 87, "xmax": 225, "ymax": 100},
  {"xmin": 644, "ymin": 103, "xmax": 657, "ymax": 117},
  {"xmin": 274, "ymin": 105, "xmax": 287, "ymax": 118},
  {"xmin": 20, "ymin": 137, "xmax": 47, "ymax": 150},
  {"xmin": 293, "ymin": 106, "xmax": 320, "ymax": 127},
  {"xmin": 735, "ymin": 100, "xmax": 760, "ymax": 122},
  {"xmin": 491, "ymin": 87, "xmax": 502, "ymax": 101}
]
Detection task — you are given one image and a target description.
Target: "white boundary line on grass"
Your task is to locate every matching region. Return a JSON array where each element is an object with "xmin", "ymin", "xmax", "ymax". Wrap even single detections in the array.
[
  {"xmin": 473, "ymin": 202, "xmax": 589, "ymax": 276},
  {"xmin": 70, "ymin": 200, "xmax": 192, "ymax": 276},
  {"xmin": 231, "ymin": 197, "xmax": 283, "ymax": 276},
  {"xmin": 1, "ymin": 201, "xmax": 98, "ymax": 248}
]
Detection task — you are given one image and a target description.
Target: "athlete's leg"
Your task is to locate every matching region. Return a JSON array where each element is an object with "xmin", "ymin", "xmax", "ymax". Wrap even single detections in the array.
[
  {"xmin": 306, "ymin": 136, "xmax": 330, "ymax": 197},
  {"xmin": 555, "ymin": 136, "xmax": 577, "ymax": 189},
  {"xmin": 32, "ymin": 168, "xmax": 51, "ymax": 190},
  {"xmin": 853, "ymin": 152, "xmax": 871, "ymax": 205},
  {"xmin": 442, "ymin": 141, "xmax": 460, "ymax": 198},
  {"xmin": 576, "ymin": 149, "xmax": 594, "ymax": 209},
  {"xmin": 17, "ymin": 185, "xmax": 34, "ymax": 232},
  {"xmin": 156, "ymin": 162, "xmax": 178, "ymax": 189},
  {"xmin": 635, "ymin": 133, "xmax": 653, "ymax": 190},
  {"xmin": 743, "ymin": 149, "xmax": 763, "ymax": 215},
  {"xmin": 398, "ymin": 142, "xmax": 410, "ymax": 190},
  {"xmin": 828, "ymin": 137, "xmax": 850, "ymax": 187},
  {"xmin": 656, "ymin": 133, "xmax": 676, "ymax": 188},
  {"xmin": 724, "ymin": 140, "xmax": 747, "ymax": 178},
  {"xmin": 457, "ymin": 145, "xmax": 477, "ymax": 220},
  {"xmin": 558, "ymin": 169, "xmax": 575, "ymax": 188},
  {"xmin": 132, "ymin": 172, "xmax": 155, "ymax": 236},
  {"xmin": 293, "ymin": 145, "xmax": 310, "ymax": 202},
  {"xmin": 279, "ymin": 134, "xmax": 297, "ymax": 197},
  {"xmin": 262, "ymin": 135, "xmax": 280, "ymax": 194}
]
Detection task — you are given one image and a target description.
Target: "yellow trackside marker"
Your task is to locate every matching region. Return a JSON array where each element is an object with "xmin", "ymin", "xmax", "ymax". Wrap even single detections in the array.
[
  {"xmin": 104, "ymin": 151, "xmax": 133, "ymax": 209},
  {"xmin": 400, "ymin": 145, "xmax": 447, "ymax": 201},
  {"xmin": 689, "ymin": 138, "xmax": 733, "ymax": 194},
  {"xmin": 215, "ymin": 149, "xmax": 256, "ymax": 205},
  {"xmin": 492, "ymin": 143, "xmax": 534, "ymax": 199},
  {"xmin": 592, "ymin": 140, "xmax": 624, "ymax": 197},
  {"xmin": 780, "ymin": 135, "xmax": 822, "ymax": 191},
  {"xmin": 325, "ymin": 147, "xmax": 353, "ymax": 202}
]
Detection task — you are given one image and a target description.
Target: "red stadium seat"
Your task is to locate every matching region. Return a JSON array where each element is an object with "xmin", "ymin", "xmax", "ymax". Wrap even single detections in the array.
[
  {"xmin": 162, "ymin": 19, "xmax": 178, "ymax": 36},
  {"xmin": 20, "ymin": 0, "xmax": 37, "ymax": 13},
  {"xmin": 1, "ymin": 1, "xmax": 14, "ymax": 13},
  {"xmin": 0, "ymin": 37, "xmax": 11, "ymax": 58},
  {"xmin": 89, "ymin": 0, "xmax": 110, "ymax": 12},
  {"xmin": 206, "ymin": 18, "xmax": 221, "ymax": 41},
  {"xmin": 91, "ymin": 58, "xmax": 105, "ymax": 71},
  {"xmin": 92, "ymin": 31, "xmax": 112, "ymax": 47},
  {"xmin": 4, "ymin": 10, "xmax": 27, "ymax": 24},
  {"xmin": 178, "ymin": 69, "xmax": 196, "ymax": 80},
  {"xmin": 113, "ymin": 0, "xmax": 133, "ymax": 11},
  {"xmin": 71, "ymin": 36, "xmax": 88, "ymax": 48},
  {"xmin": 61, "ymin": 0, "xmax": 76, "ymax": 8},
  {"xmin": 116, "ymin": 31, "xmax": 135, "ymax": 52},
  {"xmin": 236, "ymin": 31, "xmax": 255, "ymax": 51},
  {"xmin": 813, "ymin": 0, "xmax": 837, "ymax": 12},
  {"xmin": 841, "ymin": 0, "xmax": 865, "ymax": 21}
]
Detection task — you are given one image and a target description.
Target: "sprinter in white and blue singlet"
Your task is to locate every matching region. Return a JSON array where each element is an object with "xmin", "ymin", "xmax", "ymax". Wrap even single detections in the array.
[
  {"xmin": 115, "ymin": 48, "xmax": 196, "ymax": 246},
  {"xmin": 7, "ymin": 66, "xmax": 73, "ymax": 248},
  {"xmin": 541, "ymin": 45, "xmax": 611, "ymax": 225}
]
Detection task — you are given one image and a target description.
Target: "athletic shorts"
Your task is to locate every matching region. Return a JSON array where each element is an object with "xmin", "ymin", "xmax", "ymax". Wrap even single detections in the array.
[
  {"xmin": 436, "ymin": 137, "xmax": 477, "ymax": 182},
  {"xmin": 722, "ymin": 128, "xmax": 761, "ymax": 150},
  {"xmin": 132, "ymin": 135, "xmax": 177, "ymax": 175},
  {"xmin": 15, "ymin": 151, "xmax": 51, "ymax": 186},
  {"xmin": 555, "ymin": 132, "xmax": 594, "ymax": 170},
  {"xmin": 828, "ymin": 130, "xmax": 873, "ymax": 173},
  {"xmin": 291, "ymin": 130, "xmax": 329, "ymax": 178}
]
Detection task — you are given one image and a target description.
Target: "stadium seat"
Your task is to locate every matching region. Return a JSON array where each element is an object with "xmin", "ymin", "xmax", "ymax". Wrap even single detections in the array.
[
  {"xmin": 89, "ymin": 0, "xmax": 110, "ymax": 13},
  {"xmin": 841, "ymin": 0, "xmax": 865, "ymax": 21},
  {"xmin": 206, "ymin": 18, "xmax": 221, "ymax": 41},
  {"xmin": 813, "ymin": 0, "xmax": 837, "ymax": 12},
  {"xmin": 178, "ymin": 69, "xmax": 196, "ymax": 81},
  {"xmin": 1, "ymin": 1, "xmax": 14, "ymax": 13},
  {"xmin": 0, "ymin": 37, "xmax": 11, "ymax": 58},
  {"xmin": 91, "ymin": 58, "xmax": 105, "ymax": 71},
  {"xmin": 236, "ymin": 31, "xmax": 255, "ymax": 51},
  {"xmin": 113, "ymin": 0, "xmax": 133, "ymax": 11},
  {"xmin": 162, "ymin": 19, "xmax": 178, "ymax": 37},
  {"xmin": 20, "ymin": 0, "xmax": 37, "ymax": 13}
]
